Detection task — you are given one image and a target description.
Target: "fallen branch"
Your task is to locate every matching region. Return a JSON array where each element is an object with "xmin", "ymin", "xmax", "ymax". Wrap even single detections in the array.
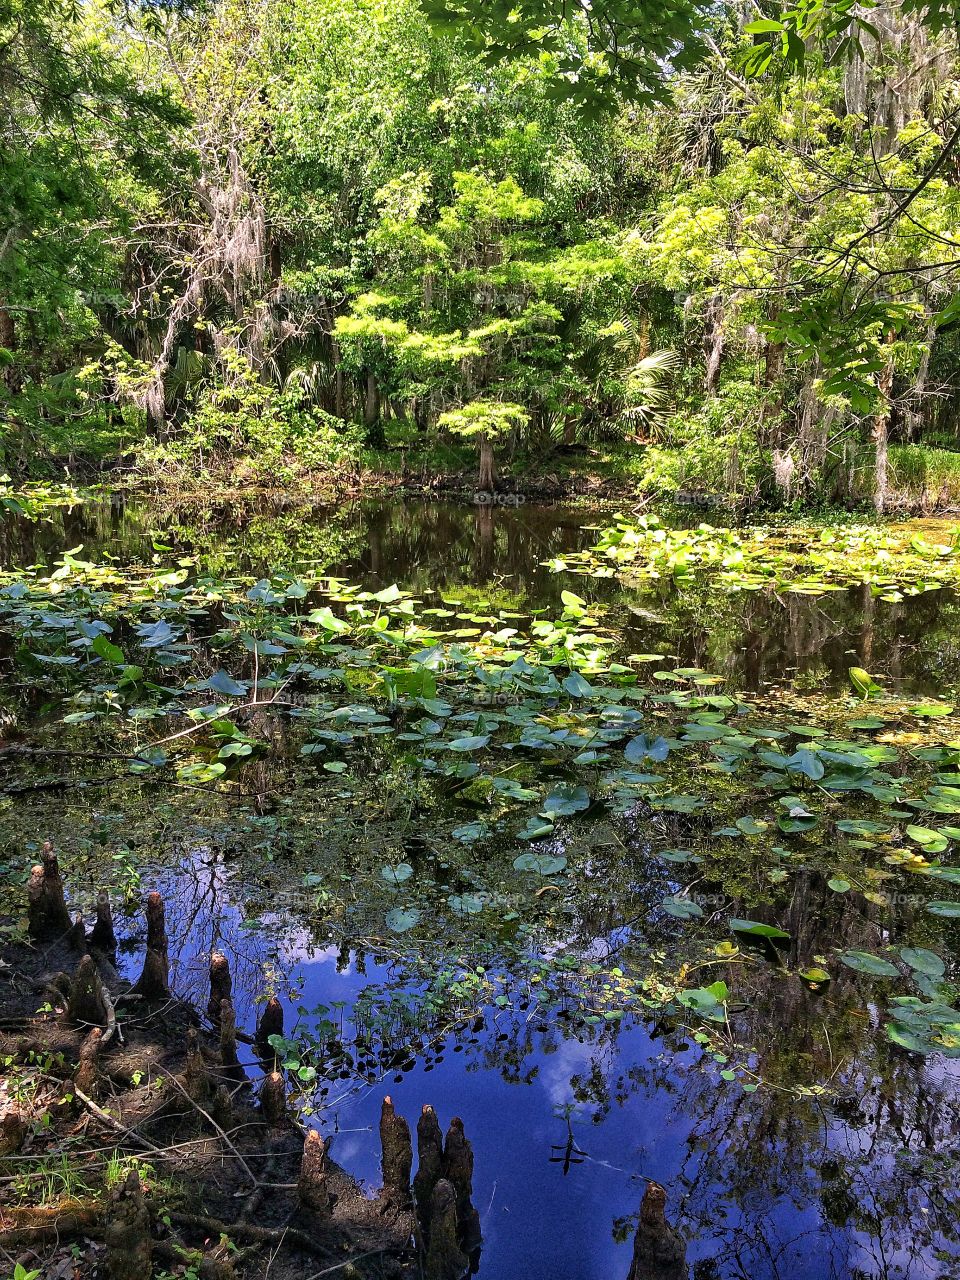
[
  {"xmin": 74, "ymin": 1087, "xmax": 166, "ymax": 1154},
  {"xmin": 168, "ymin": 1210, "xmax": 331, "ymax": 1258},
  {"xmin": 0, "ymin": 1200, "xmax": 102, "ymax": 1247}
]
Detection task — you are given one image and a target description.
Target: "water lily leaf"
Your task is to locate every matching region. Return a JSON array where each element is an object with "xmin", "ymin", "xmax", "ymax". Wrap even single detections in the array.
[
  {"xmin": 838, "ymin": 950, "xmax": 899, "ymax": 976},
  {"xmin": 729, "ymin": 918, "xmax": 790, "ymax": 940},
  {"xmin": 562, "ymin": 672, "xmax": 595, "ymax": 698},
  {"xmin": 661, "ymin": 896, "xmax": 703, "ymax": 919},
  {"xmin": 927, "ymin": 900, "xmax": 960, "ymax": 917},
  {"xmin": 920, "ymin": 865, "xmax": 960, "ymax": 884},
  {"xmin": 886, "ymin": 1022, "xmax": 932, "ymax": 1052},
  {"xmin": 380, "ymin": 863, "xmax": 414, "ymax": 886},
  {"xmin": 736, "ymin": 816, "xmax": 767, "ymax": 836},
  {"xmin": 448, "ymin": 893, "xmax": 484, "ymax": 914},
  {"xmin": 447, "ymin": 734, "xmax": 490, "ymax": 752},
  {"xmin": 517, "ymin": 817, "xmax": 554, "ymax": 841},
  {"xmin": 386, "ymin": 907, "xmax": 421, "ymax": 933},
  {"xmin": 910, "ymin": 703, "xmax": 955, "ymax": 718},
  {"xmin": 136, "ymin": 618, "xmax": 177, "ymax": 649},
  {"xmin": 786, "ymin": 749, "xmax": 825, "ymax": 780},
  {"xmin": 206, "ymin": 669, "xmax": 249, "ymax": 697},
  {"xmin": 799, "ymin": 967, "xmax": 831, "ymax": 985},
  {"xmin": 625, "ymin": 734, "xmax": 670, "ymax": 764},
  {"xmin": 848, "ymin": 667, "xmax": 881, "ymax": 698},
  {"xmin": 778, "ymin": 813, "xmax": 819, "ymax": 833},
  {"xmin": 91, "ymin": 634, "xmax": 124, "ymax": 665},
  {"xmin": 907, "ymin": 824, "xmax": 949, "ymax": 851},
  {"xmin": 307, "ymin": 606, "xmax": 349, "ymax": 633},
  {"xmin": 900, "ymin": 947, "xmax": 945, "ymax": 977},
  {"xmin": 514, "ymin": 852, "xmax": 567, "ymax": 875},
  {"xmin": 541, "ymin": 785, "xmax": 590, "ymax": 818},
  {"xmin": 678, "ymin": 985, "xmax": 726, "ymax": 1021},
  {"xmin": 452, "ymin": 821, "xmax": 488, "ymax": 843},
  {"xmin": 658, "ymin": 848, "xmax": 699, "ymax": 863},
  {"xmin": 827, "ymin": 878, "xmax": 851, "ymax": 893}
]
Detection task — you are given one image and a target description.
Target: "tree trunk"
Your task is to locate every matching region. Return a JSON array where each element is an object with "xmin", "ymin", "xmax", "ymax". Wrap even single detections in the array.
[
  {"xmin": 905, "ymin": 322, "xmax": 935, "ymax": 441},
  {"xmin": 478, "ymin": 434, "xmax": 495, "ymax": 492},
  {"xmin": 703, "ymin": 294, "xmax": 724, "ymax": 396},
  {"xmin": 364, "ymin": 371, "xmax": 383, "ymax": 445},
  {"xmin": 763, "ymin": 313, "xmax": 789, "ymax": 500},
  {"xmin": 873, "ymin": 334, "xmax": 895, "ymax": 515}
]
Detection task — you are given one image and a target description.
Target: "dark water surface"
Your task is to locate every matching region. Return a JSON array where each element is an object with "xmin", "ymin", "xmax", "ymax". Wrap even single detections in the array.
[
  {"xmin": 4, "ymin": 494, "xmax": 960, "ymax": 1280},
  {"xmin": 2, "ymin": 492, "xmax": 960, "ymax": 695}
]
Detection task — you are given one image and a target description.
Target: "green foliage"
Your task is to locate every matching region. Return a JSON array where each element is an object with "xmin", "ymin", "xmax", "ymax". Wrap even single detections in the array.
[{"xmin": 437, "ymin": 400, "xmax": 529, "ymax": 440}]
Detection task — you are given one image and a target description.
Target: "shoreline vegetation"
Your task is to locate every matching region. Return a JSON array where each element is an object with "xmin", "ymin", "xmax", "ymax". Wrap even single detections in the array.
[
  {"xmin": 7, "ymin": 0, "xmax": 960, "ymax": 519},
  {"xmin": 5, "ymin": 444, "xmax": 960, "ymax": 516}
]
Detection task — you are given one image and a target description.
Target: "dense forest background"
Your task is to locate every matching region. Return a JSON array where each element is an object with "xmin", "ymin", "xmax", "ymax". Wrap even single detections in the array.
[{"xmin": 6, "ymin": 0, "xmax": 960, "ymax": 509}]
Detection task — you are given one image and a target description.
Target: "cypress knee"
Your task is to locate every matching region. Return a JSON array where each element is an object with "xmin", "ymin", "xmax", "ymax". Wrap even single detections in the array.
[
  {"xmin": 133, "ymin": 892, "xmax": 169, "ymax": 999},
  {"xmin": 441, "ymin": 1117, "xmax": 473, "ymax": 1222},
  {"xmin": 212, "ymin": 1083, "xmax": 233, "ymax": 1130},
  {"xmin": 67, "ymin": 955, "xmax": 109, "ymax": 1027},
  {"xmin": 380, "ymin": 1095, "xmax": 412, "ymax": 1203},
  {"xmin": 414, "ymin": 1104, "xmax": 444, "ymax": 1230},
  {"xmin": 425, "ymin": 1178, "xmax": 468, "ymax": 1280},
  {"xmin": 183, "ymin": 1027, "xmax": 214, "ymax": 1106},
  {"xmin": 208, "ymin": 952, "xmax": 232, "ymax": 1026},
  {"xmin": 219, "ymin": 997, "xmax": 244, "ymax": 1082},
  {"xmin": 0, "ymin": 1108, "xmax": 26, "ymax": 1155},
  {"xmin": 259, "ymin": 1070, "xmax": 287, "ymax": 1124},
  {"xmin": 627, "ymin": 1181, "xmax": 686, "ymax": 1280},
  {"xmin": 68, "ymin": 910, "xmax": 87, "ymax": 951},
  {"xmin": 26, "ymin": 843, "xmax": 71, "ymax": 940},
  {"xmin": 90, "ymin": 891, "xmax": 118, "ymax": 955},
  {"xmin": 75, "ymin": 1027, "xmax": 103, "ymax": 1098},
  {"xmin": 298, "ymin": 1129, "xmax": 332, "ymax": 1215},
  {"xmin": 104, "ymin": 1168, "xmax": 152, "ymax": 1280},
  {"xmin": 255, "ymin": 995, "xmax": 284, "ymax": 1057}
]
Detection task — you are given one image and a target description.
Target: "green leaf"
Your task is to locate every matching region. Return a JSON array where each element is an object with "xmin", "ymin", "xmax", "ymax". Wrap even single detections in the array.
[
  {"xmin": 743, "ymin": 18, "xmax": 784, "ymax": 32},
  {"xmin": 91, "ymin": 633, "xmax": 124, "ymax": 665},
  {"xmin": 541, "ymin": 784, "xmax": 590, "ymax": 817},
  {"xmin": 448, "ymin": 893, "xmax": 484, "ymax": 914},
  {"xmin": 380, "ymin": 863, "xmax": 414, "ymax": 886},
  {"xmin": 447, "ymin": 734, "xmax": 490, "ymax": 752},
  {"xmin": 838, "ymin": 950, "xmax": 899, "ymax": 976},
  {"xmin": 927, "ymin": 900, "xmax": 960, "ymax": 917},
  {"xmin": 900, "ymin": 947, "xmax": 945, "ymax": 978},
  {"xmin": 206, "ymin": 669, "xmax": 249, "ymax": 696},
  {"xmin": 848, "ymin": 666, "xmax": 881, "ymax": 698},
  {"xmin": 514, "ymin": 851, "xmax": 567, "ymax": 875},
  {"xmin": 729, "ymin": 918, "xmax": 790, "ymax": 940},
  {"xmin": 799, "ymin": 967, "xmax": 831, "ymax": 985},
  {"xmin": 661, "ymin": 896, "xmax": 703, "ymax": 919},
  {"xmin": 386, "ymin": 907, "xmax": 421, "ymax": 933}
]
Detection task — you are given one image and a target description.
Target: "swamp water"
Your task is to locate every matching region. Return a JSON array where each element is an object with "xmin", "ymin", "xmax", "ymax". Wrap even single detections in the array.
[{"xmin": 3, "ymin": 494, "xmax": 960, "ymax": 1279}]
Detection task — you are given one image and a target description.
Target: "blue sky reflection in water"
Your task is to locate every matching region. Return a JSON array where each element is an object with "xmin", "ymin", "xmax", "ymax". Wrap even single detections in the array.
[{"xmin": 111, "ymin": 851, "xmax": 960, "ymax": 1280}]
